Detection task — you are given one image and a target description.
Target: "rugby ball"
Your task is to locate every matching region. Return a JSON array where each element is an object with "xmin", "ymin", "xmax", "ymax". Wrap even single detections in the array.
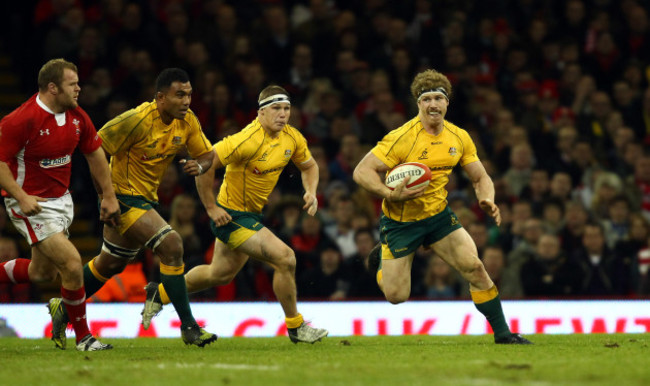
[{"xmin": 385, "ymin": 162, "xmax": 432, "ymax": 190}]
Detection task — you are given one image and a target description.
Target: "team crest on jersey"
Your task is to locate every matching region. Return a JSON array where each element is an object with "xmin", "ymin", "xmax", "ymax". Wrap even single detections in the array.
[
  {"xmin": 72, "ymin": 118, "xmax": 80, "ymax": 127},
  {"xmin": 418, "ymin": 149, "xmax": 428, "ymax": 160},
  {"xmin": 284, "ymin": 149, "xmax": 292, "ymax": 158},
  {"xmin": 450, "ymin": 214, "xmax": 459, "ymax": 226},
  {"xmin": 448, "ymin": 147, "xmax": 457, "ymax": 156},
  {"xmin": 172, "ymin": 136, "xmax": 182, "ymax": 145},
  {"xmin": 258, "ymin": 152, "xmax": 268, "ymax": 162},
  {"xmin": 40, "ymin": 155, "xmax": 71, "ymax": 168}
]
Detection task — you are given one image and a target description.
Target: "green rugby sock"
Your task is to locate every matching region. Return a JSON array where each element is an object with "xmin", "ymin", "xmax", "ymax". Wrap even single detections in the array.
[
  {"xmin": 83, "ymin": 259, "xmax": 108, "ymax": 297},
  {"xmin": 471, "ymin": 286, "xmax": 511, "ymax": 340},
  {"xmin": 160, "ymin": 263, "xmax": 196, "ymax": 329}
]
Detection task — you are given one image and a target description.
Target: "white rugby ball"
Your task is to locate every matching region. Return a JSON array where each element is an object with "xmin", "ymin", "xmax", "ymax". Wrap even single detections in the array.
[{"xmin": 385, "ymin": 162, "xmax": 432, "ymax": 190}]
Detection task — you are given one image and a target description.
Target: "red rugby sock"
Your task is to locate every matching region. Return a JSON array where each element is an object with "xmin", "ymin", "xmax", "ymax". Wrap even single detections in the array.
[{"xmin": 61, "ymin": 286, "xmax": 91, "ymax": 343}]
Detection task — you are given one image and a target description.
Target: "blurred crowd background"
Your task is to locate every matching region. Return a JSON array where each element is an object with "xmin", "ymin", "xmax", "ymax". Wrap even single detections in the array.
[{"xmin": 2, "ymin": 0, "xmax": 650, "ymax": 303}]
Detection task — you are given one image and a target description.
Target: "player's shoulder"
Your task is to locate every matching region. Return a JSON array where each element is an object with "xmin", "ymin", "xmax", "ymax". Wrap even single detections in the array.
[
  {"xmin": 1, "ymin": 94, "xmax": 42, "ymax": 125},
  {"xmin": 384, "ymin": 116, "xmax": 421, "ymax": 141},
  {"xmin": 282, "ymin": 124, "xmax": 306, "ymax": 141},
  {"xmin": 182, "ymin": 108, "xmax": 202, "ymax": 128},
  {"xmin": 443, "ymin": 120, "xmax": 471, "ymax": 139},
  {"xmin": 103, "ymin": 101, "xmax": 155, "ymax": 129}
]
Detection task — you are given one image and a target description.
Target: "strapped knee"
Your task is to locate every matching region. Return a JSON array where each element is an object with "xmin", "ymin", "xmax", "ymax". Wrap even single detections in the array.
[
  {"xmin": 102, "ymin": 239, "xmax": 140, "ymax": 260},
  {"xmin": 144, "ymin": 225, "xmax": 174, "ymax": 253}
]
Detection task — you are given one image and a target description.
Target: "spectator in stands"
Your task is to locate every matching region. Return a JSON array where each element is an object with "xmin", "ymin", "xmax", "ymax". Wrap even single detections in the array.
[
  {"xmin": 520, "ymin": 233, "xmax": 582, "ymax": 297},
  {"xmin": 298, "ymin": 243, "xmax": 346, "ymax": 300},
  {"xmin": 324, "ymin": 195, "xmax": 357, "ymax": 259},
  {"xmin": 420, "ymin": 254, "xmax": 459, "ymax": 299},
  {"xmin": 341, "ymin": 228, "xmax": 383, "ymax": 299},
  {"xmin": 572, "ymin": 222, "xmax": 631, "ymax": 296}
]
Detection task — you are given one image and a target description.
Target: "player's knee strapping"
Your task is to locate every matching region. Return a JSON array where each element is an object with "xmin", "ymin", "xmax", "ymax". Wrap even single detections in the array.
[
  {"xmin": 101, "ymin": 239, "xmax": 140, "ymax": 260},
  {"xmin": 144, "ymin": 225, "xmax": 173, "ymax": 252}
]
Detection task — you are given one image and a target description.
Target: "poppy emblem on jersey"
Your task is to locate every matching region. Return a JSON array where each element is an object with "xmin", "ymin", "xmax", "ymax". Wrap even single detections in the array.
[
  {"xmin": 253, "ymin": 167, "xmax": 261, "ymax": 175},
  {"xmin": 448, "ymin": 147, "xmax": 457, "ymax": 156},
  {"xmin": 172, "ymin": 136, "xmax": 182, "ymax": 145},
  {"xmin": 40, "ymin": 129, "xmax": 50, "ymax": 136},
  {"xmin": 418, "ymin": 149, "xmax": 428, "ymax": 160},
  {"xmin": 284, "ymin": 149, "xmax": 292, "ymax": 158}
]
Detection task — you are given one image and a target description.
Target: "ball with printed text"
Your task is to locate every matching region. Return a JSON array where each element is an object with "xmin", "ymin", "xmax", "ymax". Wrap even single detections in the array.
[{"xmin": 385, "ymin": 162, "xmax": 432, "ymax": 190}]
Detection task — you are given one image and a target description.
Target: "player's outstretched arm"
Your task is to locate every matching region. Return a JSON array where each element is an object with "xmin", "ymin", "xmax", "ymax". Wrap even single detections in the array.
[
  {"xmin": 195, "ymin": 150, "xmax": 231, "ymax": 226},
  {"xmin": 463, "ymin": 160, "xmax": 501, "ymax": 226},
  {"xmin": 296, "ymin": 157, "xmax": 319, "ymax": 216}
]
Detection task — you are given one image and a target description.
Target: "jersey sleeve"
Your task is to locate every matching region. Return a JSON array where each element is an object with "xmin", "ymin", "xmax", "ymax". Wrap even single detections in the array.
[
  {"xmin": 76, "ymin": 108, "xmax": 102, "ymax": 154},
  {"xmin": 370, "ymin": 131, "xmax": 402, "ymax": 169},
  {"xmin": 458, "ymin": 129, "xmax": 479, "ymax": 166},
  {"xmin": 289, "ymin": 128, "xmax": 312, "ymax": 164},
  {"xmin": 185, "ymin": 111, "xmax": 213, "ymax": 158},
  {"xmin": 98, "ymin": 108, "xmax": 145, "ymax": 155},
  {"xmin": 0, "ymin": 117, "xmax": 27, "ymax": 162},
  {"xmin": 214, "ymin": 130, "xmax": 247, "ymax": 167}
]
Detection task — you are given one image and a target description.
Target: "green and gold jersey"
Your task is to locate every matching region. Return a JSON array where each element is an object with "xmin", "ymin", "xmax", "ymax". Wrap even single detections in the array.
[
  {"xmin": 215, "ymin": 119, "xmax": 311, "ymax": 213},
  {"xmin": 99, "ymin": 100, "xmax": 212, "ymax": 202},
  {"xmin": 371, "ymin": 117, "xmax": 479, "ymax": 222}
]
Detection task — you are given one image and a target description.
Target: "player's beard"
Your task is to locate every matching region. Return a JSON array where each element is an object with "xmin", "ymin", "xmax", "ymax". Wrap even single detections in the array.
[{"xmin": 58, "ymin": 92, "xmax": 78, "ymax": 111}]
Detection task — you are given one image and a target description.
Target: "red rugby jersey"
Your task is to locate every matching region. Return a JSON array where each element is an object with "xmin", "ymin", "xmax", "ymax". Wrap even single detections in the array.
[{"xmin": 0, "ymin": 94, "xmax": 102, "ymax": 198}]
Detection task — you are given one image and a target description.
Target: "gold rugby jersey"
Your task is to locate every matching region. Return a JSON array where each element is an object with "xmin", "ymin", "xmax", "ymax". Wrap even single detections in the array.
[
  {"xmin": 371, "ymin": 117, "xmax": 479, "ymax": 222},
  {"xmin": 215, "ymin": 119, "xmax": 311, "ymax": 213},
  {"xmin": 99, "ymin": 100, "xmax": 212, "ymax": 202}
]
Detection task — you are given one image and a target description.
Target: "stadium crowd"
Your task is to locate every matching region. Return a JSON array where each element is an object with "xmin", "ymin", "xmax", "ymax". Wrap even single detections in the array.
[{"xmin": 2, "ymin": 0, "xmax": 650, "ymax": 303}]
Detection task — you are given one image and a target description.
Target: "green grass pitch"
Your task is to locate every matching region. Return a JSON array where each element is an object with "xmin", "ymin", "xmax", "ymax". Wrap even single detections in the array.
[{"xmin": 0, "ymin": 334, "xmax": 647, "ymax": 385}]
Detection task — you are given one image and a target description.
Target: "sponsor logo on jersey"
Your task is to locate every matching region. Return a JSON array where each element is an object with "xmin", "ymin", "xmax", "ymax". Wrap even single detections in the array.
[
  {"xmin": 430, "ymin": 165, "xmax": 453, "ymax": 171},
  {"xmin": 430, "ymin": 141, "xmax": 442, "ymax": 145},
  {"xmin": 418, "ymin": 149, "xmax": 428, "ymax": 160},
  {"xmin": 448, "ymin": 147, "xmax": 457, "ymax": 156},
  {"xmin": 39, "ymin": 154, "xmax": 71, "ymax": 168},
  {"xmin": 252, "ymin": 166, "xmax": 283, "ymax": 175},
  {"xmin": 141, "ymin": 153, "xmax": 170, "ymax": 161},
  {"xmin": 40, "ymin": 129, "xmax": 50, "ymax": 136},
  {"xmin": 258, "ymin": 152, "xmax": 268, "ymax": 162},
  {"xmin": 395, "ymin": 247, "xmax": 408, "ymax": 252}
]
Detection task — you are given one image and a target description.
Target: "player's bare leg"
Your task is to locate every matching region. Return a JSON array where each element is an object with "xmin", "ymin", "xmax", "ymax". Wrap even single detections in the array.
[
  {"xmin": 380, "ymin": 252, "xmax": 415, "ymax": 304},
  {"xmin": 236, "ymin": 228, "xmax": 327, "ymax": 343},
  {"xmin": 432, "ymin": 228, "xmax": 532, "ymax": 344},
  {"xmin": 37, "ymin": 233, "xmax": 112, "ymax": 350}
]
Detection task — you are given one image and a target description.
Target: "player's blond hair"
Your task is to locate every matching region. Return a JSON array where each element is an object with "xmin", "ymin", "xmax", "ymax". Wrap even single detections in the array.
[
  {"xmin": 410, "ymin": 69, "xmax": 453, "ymax": 101},
  {"xmin": 37, "ymin": 59, "xmax": 78, "ymax": 91}
]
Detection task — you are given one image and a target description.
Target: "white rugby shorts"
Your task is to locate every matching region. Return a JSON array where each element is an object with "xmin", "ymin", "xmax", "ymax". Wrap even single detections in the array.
[{"xmin": 5, "ymin": 193, "xmax": 73, "ymax": 245}]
